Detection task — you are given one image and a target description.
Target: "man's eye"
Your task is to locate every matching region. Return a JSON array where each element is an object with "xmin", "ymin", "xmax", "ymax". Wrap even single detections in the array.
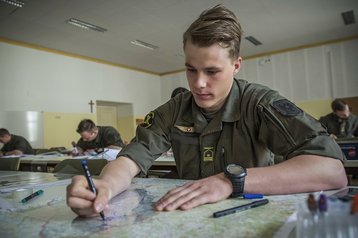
[
  {"xmin": 187, "ymin": 68, "xmax": 196, "ymax": 72},
  {"xmin": 206, "ymin": 71, "xmax": 218, "ymax": 75}
]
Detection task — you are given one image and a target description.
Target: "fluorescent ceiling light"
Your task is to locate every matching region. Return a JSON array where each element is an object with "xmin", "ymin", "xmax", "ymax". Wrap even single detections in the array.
[
  {"xmin": 67, "ymin": 18, "xmax": 107, "ymax": 32},
  {"xmin": 0, "ymin": 0, "xmax": 24, "ymax": 7},
  {"xmin": 245, "ymin": 36, "xmax": 262, "ymax": 46},
  {"xmin": 131, "ymin": 40, "xmax": 159, "ymax": 50}
]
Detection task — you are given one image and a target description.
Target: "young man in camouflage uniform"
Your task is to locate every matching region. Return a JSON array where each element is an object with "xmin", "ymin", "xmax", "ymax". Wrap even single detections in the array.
[{"xmin": 67, "ymin": 5, "xmax": 347, "ymax": 217}]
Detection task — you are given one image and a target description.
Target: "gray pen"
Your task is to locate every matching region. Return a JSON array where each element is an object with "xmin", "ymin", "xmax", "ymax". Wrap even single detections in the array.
[{"xmin": 213, "ymin": 199, "xmax": 269, "ymax": 218}]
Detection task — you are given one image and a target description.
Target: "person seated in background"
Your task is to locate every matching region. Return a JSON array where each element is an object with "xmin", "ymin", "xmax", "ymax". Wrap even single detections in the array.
[
  {"xmin": 170, "ymin": 87, "xmax": 189, "ymax": 98},
  {"xmin": 0, "ymin": 128, "xmax": 34, "ymax": 156},
  {"xmin": 75, "ymin": 119, "xmax": 125, "ymax": 155},
  {"xmin": 319, "ymin": 99, "xmax": 358, "ymax": 139},
  {"xmin": 67, "ymin": 5, "xmax": 347, "ymax": 218}
]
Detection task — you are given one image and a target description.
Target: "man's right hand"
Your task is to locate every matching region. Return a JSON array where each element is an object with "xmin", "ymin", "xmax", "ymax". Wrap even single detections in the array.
[
  {"xmin": 66, "ymin": 156, "xmax": 140, "ymax": 217},
  {"xmin": 66, "ymin": 175, "xmax": 112, "ymax": 217}
]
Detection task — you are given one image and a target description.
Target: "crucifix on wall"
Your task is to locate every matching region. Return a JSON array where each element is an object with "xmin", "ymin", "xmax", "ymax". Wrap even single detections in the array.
[{"xmin": 88, "ymin": 100, "xmax": 95, "ymax": 113}]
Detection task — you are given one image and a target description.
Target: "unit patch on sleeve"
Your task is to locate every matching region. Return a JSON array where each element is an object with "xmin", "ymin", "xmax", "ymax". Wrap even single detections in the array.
[
  {"xmin": 272, "ymin": 99, "xmax": 303, "ymax": 117},
  {"xmin": 141, "ymin": 111, "xmax": 155, "ymax": 128}
]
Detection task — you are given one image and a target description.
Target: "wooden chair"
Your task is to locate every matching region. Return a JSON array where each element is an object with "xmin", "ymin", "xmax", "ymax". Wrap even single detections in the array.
[
  {"xmin": 53, "ymin": 159, "xmax": 108, "ymax": 176},
  {"xmin": 0, "ymin": 157, "xmax": 21, "ymax": 171}
]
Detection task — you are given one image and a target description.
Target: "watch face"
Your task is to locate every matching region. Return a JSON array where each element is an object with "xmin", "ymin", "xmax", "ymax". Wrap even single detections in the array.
[{"xmin": 227, "ymin": 164, "xmax": 245, "ymax": 175}]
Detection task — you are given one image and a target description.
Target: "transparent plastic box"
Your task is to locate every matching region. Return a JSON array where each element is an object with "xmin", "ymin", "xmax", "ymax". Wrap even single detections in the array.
[{"xmin": 296, "ymin": 195, "xmax": 358, "ymax": 238}]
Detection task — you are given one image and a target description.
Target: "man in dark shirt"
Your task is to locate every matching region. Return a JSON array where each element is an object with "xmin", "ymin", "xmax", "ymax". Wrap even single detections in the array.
[
  {"xmin": 319, "ymin": 99, "xmax": 358, "ymax": 138},
  {"xmin": 0, "ymin": 128, "xmax": 34, "ymax": 156},
  {"xmin": 75, "ymin": 119, "xmax": 125, "ymax": 155}
]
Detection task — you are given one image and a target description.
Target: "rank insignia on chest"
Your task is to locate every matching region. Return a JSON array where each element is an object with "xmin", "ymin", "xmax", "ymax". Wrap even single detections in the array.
[{"xmin": 203, "ymin": 147, "xmax": 214, "ymax": 162}]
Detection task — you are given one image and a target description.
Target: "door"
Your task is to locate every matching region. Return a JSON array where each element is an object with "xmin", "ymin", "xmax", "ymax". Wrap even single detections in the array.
[{"xmin": 96, "ymin": 105, "xmax": 118, "ymax": 129}]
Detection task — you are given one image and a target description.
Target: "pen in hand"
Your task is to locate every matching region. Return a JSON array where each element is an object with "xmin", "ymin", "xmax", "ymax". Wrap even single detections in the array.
[
  {"xmin": 81, "ymin": 160, "xmax": 105, "ymax": 221},
  {"xmin": 213, "ymin": 199, "xmax": 269, "ymax": 218}
]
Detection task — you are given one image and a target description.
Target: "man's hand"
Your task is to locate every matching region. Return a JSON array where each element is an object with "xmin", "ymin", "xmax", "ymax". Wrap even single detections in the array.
[
  {"xmin": 155, "ymin": 173, "xmax": 232, "ymax": 211},
  {"xmin": 66, "ymin": 175, "xmax": 112, "ymax": 217},
  {"xmin": 66, "ymin": 156, "xmax": 140, "ymax": 217}
]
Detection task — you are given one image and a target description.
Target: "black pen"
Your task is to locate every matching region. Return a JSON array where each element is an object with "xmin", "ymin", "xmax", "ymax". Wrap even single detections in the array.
[
  {"xmin": 213, "ymin": 199, "xmax": 269, "ymax": 218},
  {"xmin": 81, "ymin": 159, "xmax": 105, "ymax": 221}
]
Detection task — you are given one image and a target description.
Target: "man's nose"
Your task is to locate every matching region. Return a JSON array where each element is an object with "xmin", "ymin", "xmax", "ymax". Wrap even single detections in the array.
[{"xmin": 194, "ymin": 72, "xmax": 207, "ymax": 88}]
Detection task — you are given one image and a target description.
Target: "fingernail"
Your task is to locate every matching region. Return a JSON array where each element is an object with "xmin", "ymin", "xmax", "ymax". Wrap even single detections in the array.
[{"xmin": 95, "ymin": 203, "xmax": 103, "ymax": 212}]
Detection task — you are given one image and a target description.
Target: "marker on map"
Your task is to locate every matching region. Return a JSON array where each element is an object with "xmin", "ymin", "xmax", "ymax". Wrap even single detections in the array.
[{"xmin": 21, "ymin": 189, "xmax": 44, "ymax": 203}]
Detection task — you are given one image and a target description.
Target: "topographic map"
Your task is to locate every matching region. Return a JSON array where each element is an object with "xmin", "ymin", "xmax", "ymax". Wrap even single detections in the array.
[{"xmin": 0, "ymin": 177, "xmax": 299, "ymax": 238}]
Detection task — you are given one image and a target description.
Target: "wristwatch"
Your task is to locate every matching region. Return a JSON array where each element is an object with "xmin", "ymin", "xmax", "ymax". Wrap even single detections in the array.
[{"xmin": 224, "ymin": 164, "xmax": 247, "ymax": 197}]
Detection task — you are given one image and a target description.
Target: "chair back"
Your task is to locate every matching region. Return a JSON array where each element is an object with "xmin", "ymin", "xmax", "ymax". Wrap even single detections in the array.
[
  {"xmin": 53, "ymin": 159, "xmax": 108, "ymax": 176},
  {"xmin": 0, "ymin": 157, "xmax": 21, "ymax": 171}
]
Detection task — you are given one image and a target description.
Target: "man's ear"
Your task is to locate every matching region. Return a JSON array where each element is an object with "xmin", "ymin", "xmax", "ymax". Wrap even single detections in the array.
[{"xmin": 233, "ymin": 57, "xmax": 242, "ymax": 75}]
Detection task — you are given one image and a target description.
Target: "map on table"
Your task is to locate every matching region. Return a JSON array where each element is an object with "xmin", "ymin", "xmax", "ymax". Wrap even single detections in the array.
[{"xmin": 0, "ymin": 178, "xmax": 299, "ymax": 237}]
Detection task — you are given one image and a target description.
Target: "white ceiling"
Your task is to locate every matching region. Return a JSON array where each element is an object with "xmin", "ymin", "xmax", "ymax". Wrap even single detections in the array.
[{"xmin": 0, "ymin": 0, "xmax": 357, "ymax": 75}]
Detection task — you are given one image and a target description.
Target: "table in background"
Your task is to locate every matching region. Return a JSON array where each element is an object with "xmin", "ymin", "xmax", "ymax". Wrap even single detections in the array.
[
  {"xmin": 19, "ymin": 155, "xmax": 72, "ymax": 172},
  {"xmin": 18, "ymin": 154, "xmax": 177, "ymax": 174}
]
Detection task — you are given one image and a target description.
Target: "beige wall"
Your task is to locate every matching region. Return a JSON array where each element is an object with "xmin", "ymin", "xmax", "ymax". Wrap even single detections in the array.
[
  {"xmin": 43, "ymin": 112, "xmax": 96, "ymax": 148},
  {"xmin": 296, "ymin": 100, "xmax": 332, "ymax": 120},
  {"xmin": 117, "ymin": 115, "xmax": 137, "ymax": 143}
]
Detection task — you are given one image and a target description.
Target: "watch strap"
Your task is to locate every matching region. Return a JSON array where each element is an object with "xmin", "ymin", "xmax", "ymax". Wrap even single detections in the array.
[{"xmin": 230, "ymin": 175, "xmax": 245, "ymax": 197}]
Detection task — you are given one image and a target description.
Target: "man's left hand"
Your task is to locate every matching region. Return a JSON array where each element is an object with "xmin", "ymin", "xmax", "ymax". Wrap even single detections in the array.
[{"xmin": 155, "ymin": 173, "xmax": 232, "ymax": 211}]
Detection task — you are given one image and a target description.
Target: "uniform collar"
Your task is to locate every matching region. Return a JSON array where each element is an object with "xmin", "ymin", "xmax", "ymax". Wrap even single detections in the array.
[
  {"xmin": 221, "ymin": 78, "xmax": 241, "ymax": 122},
  {"xmin": 182, "ymin": 78, "xmax": 242, "ymax": 133}
]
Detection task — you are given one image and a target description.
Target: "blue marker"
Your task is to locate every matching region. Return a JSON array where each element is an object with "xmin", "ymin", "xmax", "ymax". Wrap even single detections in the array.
[
  {"xmin": 81, "ymin": 160, "xmax": 105, "ymax": 221},
  {"xmin": 21, "ymin": 189, "xmax": 44, "ymax": 203},
  {"xmin": 242, "ymin": 194, "xmax": 264, "ymax": 199}
]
